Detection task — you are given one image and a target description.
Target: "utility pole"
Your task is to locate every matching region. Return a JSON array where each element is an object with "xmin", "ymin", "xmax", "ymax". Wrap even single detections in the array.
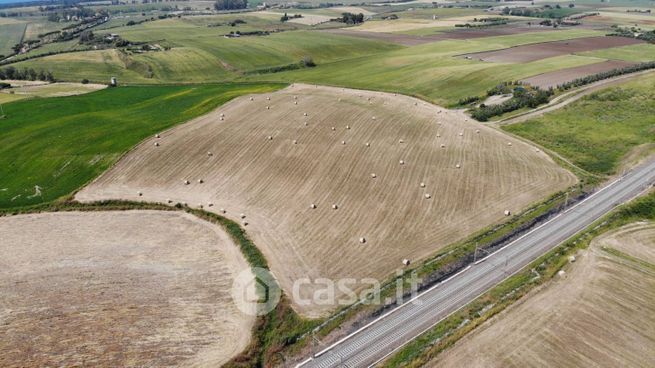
[{"xmin": 473, "ymin": 242, "xmax": 479, "ymax": 263}]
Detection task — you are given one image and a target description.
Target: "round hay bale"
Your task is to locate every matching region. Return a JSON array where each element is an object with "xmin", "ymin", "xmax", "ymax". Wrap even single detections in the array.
[
  {"xmin": 458, "ymin": 132, "xmax": 464, "ymax": 137},
  {"xmin": 242, "ymin": 221, "xmax": 249, "ymax": 226},
  {"xmin": 184, "ymin": 180, "xmax": 190, "ymax": 185},
  {"xmin": 220, "ymin": 117, "xmax": 224, "ymax": 121},
  {"xmin": 167, "ymin": 199, "xmax": 172, "ymax": 203},
  {"xmin": 476, "ymin": 129, "xmax": 480, "ymax": 134},
  {"xmin": 207, "ymin": 151, "xmax": 213, "ymax": 156},
  {"xmin": 504, "ymin": 210, "xmax": 511, "ymax": 216},
  {"xmin": 220, "ymin": 208, "xmax": 226, "ymax": 214},
  {"xmin": 399, "ymin": 139, "xmax": 404, "ymax": 143},
  {"xmin": 332, "ymin": 204, "xmax": 338, "ymax": 210},
  {"xmin": 266, "ymin": 106, "xmax": 270, "ymax": 110},
  {"xmin": 342, "ymin": 141, "xmax": 346, "ymax": 145},
  {"xmin": 303, "ymin": 112, "xmax": 308, "ymax": 116},
  {"xmin": 507, "ymin": 142, "xmax": 512, "ymax": 146},
  {"xmin": 331, "ymin": 127, "xmax": 336, "ymax": 131},
  {"xmin": 425, "ymin": 193, "xmax": 431, "ymax": 199},
  {"xmin": 294, "ymin": 101, "xmax": 298, "ymax": 105},
  {"xmin": 440, "ymin": 144, "xmax": 446, "ymax": 148},
  {"xmin": 220, "ymin": 113, "xmax": 225, "ymax": 117},
  {"xmin": 137, "ymin": 191, "xmax": 143, "ymax": 196},
  {"xmin": 455, "ymin": 164, "xmax": 461, "ymax": 169},
  {"xmin": 371, "ymin": 173, "xmax": 377, "ymax": 178},
  {"xmin": 365, "ymin": 142, "xmax": 370, "ymax": 147},
  {"xmin": 359, "ymin": 237, "xmax": 366, "ymax": 244},
  {"xmin": 310, "ymin": 203, "xmax": 317, "ymax": 209},
  {"xmin": 155, "ymin": 133, "xmax": 160, "ymax": 138},
  {"xmin": 154, "ymin": 142, "xmax": 160, "ymax": 147},
  {"xmin": 372, "ymin": 116, "xmax": 376, "ymax": 120},
  {"xmin": 399, "ymin": 160, "xmax": 405, "ymax": 165},
  {"xmin": 198, "ymin": 204, "xmax": 204, "ymax": 209},
  {"xmin": 304, "ymin": 122, "xmax": 309, "ymax": 126},
  {"xmin": 267, "ymin": 135, "xmax": 273, "ymax": 140},
  {"xmin": 437, "ymin": 133, "xmax": 441, "ymax": 138},
  {"xmin": 266, "ymin": 97, "xmax": 271, "ymax": 100},
  {"xmin": 402, "ymin": 259, "xmax": 411, "ymax": 266},
  {"xmin": 420, "ymin": 182, "xmax": 425, "ymax": 188},
  {"xmin": 346, "ymin": 125, "xmax": 350, "ymax": 130},
  {"xmin": 250, "ymin": 97, "xmax": 254, "ymax": 101},
  {"xmin": 198, "ymin": 179, "xmax": 204, "ymax": 184},
  {"xmin": 293, "ymin": 139, "xmax": 298, "ymax": 145},
  {"xmin": 294, "ymin": 95, "xmax": 298, "ymax": 99},
  {"xmin": 240, "ymin": 213, "xmax": 246, "ymax": 219}
]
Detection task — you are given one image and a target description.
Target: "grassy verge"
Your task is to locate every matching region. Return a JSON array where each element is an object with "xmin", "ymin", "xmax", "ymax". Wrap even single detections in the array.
[
  {"xmin": 380, "ymin": 191, "xmax": 655, "ymax": 367},
  {"xmin": 0, "ymin": 82, "xmax": 285, "ymax": 209},
  {"xmin": 504, "ymin": 73, "xmax": 655, "ymax": 176}
]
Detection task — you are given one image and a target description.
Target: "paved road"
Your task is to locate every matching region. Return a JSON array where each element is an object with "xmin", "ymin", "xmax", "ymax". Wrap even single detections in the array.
[{"xmin": 298, "ymin": 159, "xmax": 655, "ymax": 368}]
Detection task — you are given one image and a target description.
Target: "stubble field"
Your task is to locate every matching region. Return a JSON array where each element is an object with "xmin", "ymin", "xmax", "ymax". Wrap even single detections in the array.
[
  {"xmin": 0, "ymin": 210, "xmax": 254, "ymax": 367},
  {"xmin": 76, "ymin": 84, "xmax": 577, "ymax": 317},
  {"xmin": 430, "ymin": 221, "xmax": 655, "ymax": 368}
]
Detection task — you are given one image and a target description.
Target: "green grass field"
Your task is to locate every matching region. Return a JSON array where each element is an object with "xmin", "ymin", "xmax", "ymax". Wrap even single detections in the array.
[
  {"xmin": 578, "ymin": 43, "xmax": 655, "ymax": 63},
  {"xmin": 0, "ymin": 83, "xmax": 284, "ymax": 209},
  {"xmin": 504, "ymin": 73, "xmax": 655, "ymax": 175},
  {"xmin": 244, "ymin": 29, "xmax": 605, "ymax": 105},
  {"xmin": 0, "ymin": 22, "xmax": 26, "ymax": 57}
]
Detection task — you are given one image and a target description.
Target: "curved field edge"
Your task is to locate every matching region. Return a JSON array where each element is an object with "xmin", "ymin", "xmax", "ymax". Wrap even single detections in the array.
[
  {"xmin": 0, "ymin": 209, "xmax": 254, "ymax": 367},
  {"xmin": 0, "ymin": 199, "xmax": 318, "ymax": 367},
  {"xmin": 0, "ymin": 82, "xmax": 286, "ymax": 209},
  {"xmin": 379, "ymin": 191, "xmax": 655, "ymax": 368}
]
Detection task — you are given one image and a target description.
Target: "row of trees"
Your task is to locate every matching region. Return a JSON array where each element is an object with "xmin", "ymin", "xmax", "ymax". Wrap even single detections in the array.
[
  {"xmin": 214, "ymin": 0, "xmax": 248, "ymax": 11},
  {"xmin": 0, "ymin": 67, "xmax": 55, "ymax": 82},
  {"xmin": 339, "ymin": 12, "xmax": 364, "ymax": 24},
  {"xmin": 557, "ymin": 61, "xmax": 655, "ymax": 90},
  {"xmin": 470, "ymin": 86, "xmax": 552, "ymax": 121}
]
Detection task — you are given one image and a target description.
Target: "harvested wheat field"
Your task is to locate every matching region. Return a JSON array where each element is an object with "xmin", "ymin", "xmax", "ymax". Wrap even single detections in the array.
[
  {"xmin": 463, "ymin": 36, "xmax": 644, "ymax": 63},
  {"xmin": 431, "ymin": 221, "xmax": 655, "ymax": 368},
  {"xmin": 0, "ymin": 211, "xmax": 254, "ymax": 367},
  {"xmin": 522, "ymin": 60, "xmax": 637, "ymax": 89},
  {"xmin": 323, "ymin": 26, "xmax": 552, "ymax": 46},
  {"xmin": 77, "ymin": 84, "xmax": 576, "ymax": 317}
]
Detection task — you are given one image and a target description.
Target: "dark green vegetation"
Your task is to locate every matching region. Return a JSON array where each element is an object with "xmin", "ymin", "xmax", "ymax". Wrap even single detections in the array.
[
  {"xmin": 0, "ymin": 83, "xmax": 284, "ymax": 209},
  {"xmin": 381, "ymin": 190, "xmax": 655, "ymax": 368},
  {"xmin": 557, "ymin": 61, "xmax": 655, "ymax": 90},
  {"xmin": 471, "ymin": 84, "xmax": 553, "ymax": 121},
  {"xmin": 505, "ymin": 73, "xmax": 655, "ymax": 175}
]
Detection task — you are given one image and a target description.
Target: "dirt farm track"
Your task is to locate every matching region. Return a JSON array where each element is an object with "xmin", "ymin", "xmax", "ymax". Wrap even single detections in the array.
[
  {"xmin": 77, "ymin": 84, "xmax": 577, "ymax": 317},
  {"xmin": 0, "ymin": 211, "xmax": 253, "ymax": 367}
]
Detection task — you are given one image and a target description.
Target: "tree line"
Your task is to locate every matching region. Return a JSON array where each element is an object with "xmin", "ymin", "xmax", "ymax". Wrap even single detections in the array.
[{"xmin": 0, "ymin": 67, "xmax": 55, "ymax": 82}]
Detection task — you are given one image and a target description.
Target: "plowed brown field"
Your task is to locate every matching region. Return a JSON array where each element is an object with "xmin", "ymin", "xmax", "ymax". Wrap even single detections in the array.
[
  {"xmin": 463, "ymin": 36, "xmax": 643, "ymax": 63},
  {"xmin": 522, "ymin": 60, "xmax": 637, "ymax": 89},
  {"xmin": 76, "ymin": 84, "xmax": 577, "ymax": 317},
  {"xmin": 0, "ymin": 211, "xmax": 253, "ymax": 367}
]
